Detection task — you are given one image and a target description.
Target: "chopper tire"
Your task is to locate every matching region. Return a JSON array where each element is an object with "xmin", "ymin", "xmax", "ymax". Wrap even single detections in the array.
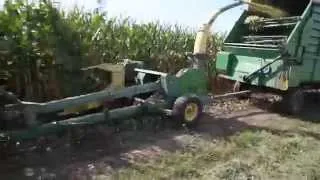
[{"xmin": 172, "ymin": 96, "xmax": 203, "ymax": 128}]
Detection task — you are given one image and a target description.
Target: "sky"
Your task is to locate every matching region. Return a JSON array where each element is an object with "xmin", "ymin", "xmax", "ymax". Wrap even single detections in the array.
[
  {"xmin": 102, "ymin": 0, "xmax": 246, "ymax": 33},
  {"xmin": 0, "ymin": 0, "xmax": 247, "ymax": 33}
]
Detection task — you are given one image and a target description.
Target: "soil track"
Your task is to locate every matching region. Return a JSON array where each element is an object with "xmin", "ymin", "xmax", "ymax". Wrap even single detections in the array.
[{"xmin": 0, "ymin": 97, "xmax": 319, "ymax": 180}]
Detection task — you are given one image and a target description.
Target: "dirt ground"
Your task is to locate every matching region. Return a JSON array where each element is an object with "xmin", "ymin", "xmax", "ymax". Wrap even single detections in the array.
[{"xmin": 0, "ymin": 97, "xmax": 319, "ymax": 180}]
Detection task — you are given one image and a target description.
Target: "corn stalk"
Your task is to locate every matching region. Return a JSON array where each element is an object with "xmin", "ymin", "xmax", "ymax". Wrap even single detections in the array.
[{"xmin": 0, "ymin": 0, "xmax": 224, "ymax": 101}]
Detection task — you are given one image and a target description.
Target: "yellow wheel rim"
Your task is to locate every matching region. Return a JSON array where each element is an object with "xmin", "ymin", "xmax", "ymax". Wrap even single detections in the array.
[{"xmin": 184, "ymin": 103, "xmax": 199, "ymax": 122}]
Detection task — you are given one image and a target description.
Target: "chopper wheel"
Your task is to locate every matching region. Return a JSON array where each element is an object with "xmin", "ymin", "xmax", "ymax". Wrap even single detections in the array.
[
  {"xmin": 172, "ymin": 96, "xmax": 203, "ymax": 128},
  {"xmin": 281, "ymin": 88, "xmax": 305, "ymax": 115}
]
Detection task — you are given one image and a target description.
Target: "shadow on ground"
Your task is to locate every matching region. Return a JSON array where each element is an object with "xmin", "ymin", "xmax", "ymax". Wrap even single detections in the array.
[
  {"xmin": 250, "ymin": 94, "xmax": 320, "ymax": 123},
  {"xmin": 0, "ymin": 98, "xmax": 320, "ymax": 180}
]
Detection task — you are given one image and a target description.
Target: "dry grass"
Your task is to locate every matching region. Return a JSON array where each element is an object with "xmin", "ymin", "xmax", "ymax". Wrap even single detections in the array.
[{"xmin": 109, "ymin": 118, "xmax": 320, "ymax": 180}]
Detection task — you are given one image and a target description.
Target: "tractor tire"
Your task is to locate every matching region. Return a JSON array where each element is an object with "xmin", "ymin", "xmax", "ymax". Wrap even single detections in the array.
[
  {"xmin": 172, "ymin": 96, "xmax": 203, "ymax": 127},
  {"xmin": 281, "ymin": 88, "xmax": 304, "ymax": 115}
]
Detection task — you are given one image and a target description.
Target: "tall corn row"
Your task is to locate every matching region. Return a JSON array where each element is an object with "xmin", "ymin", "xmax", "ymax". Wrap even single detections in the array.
[{"xmin": 0, "ymin": 0, "xmax": 224, "ymax": 101}]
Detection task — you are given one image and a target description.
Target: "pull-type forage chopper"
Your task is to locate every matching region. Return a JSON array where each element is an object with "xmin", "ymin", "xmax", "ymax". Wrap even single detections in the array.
[{"xmin": 1, "ymin": 0, "xmax": 320, "ymax": 142}]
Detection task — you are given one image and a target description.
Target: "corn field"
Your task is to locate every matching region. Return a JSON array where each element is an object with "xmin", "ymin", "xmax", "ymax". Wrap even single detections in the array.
[{"xmin": 0, "ymin": 0, "xmax": 225, "ymax": 101}]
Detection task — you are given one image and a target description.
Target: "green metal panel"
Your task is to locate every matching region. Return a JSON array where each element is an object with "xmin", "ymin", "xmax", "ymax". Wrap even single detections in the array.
[
  {"xmin": 216, "ymin": 52, "xmax": 230, "ymax": 73},
  {"xmin": 286, "ymin": 1, "xmax": 313, "ymax": 57},
  {"xmin": 217, "ymin": 54, "xmax": 289, "ymax": 90},
  {"xmin": 223, "ymin": 46, "xmax": 280, "ymax": 59},
  {"xmin": 215, "ymin": 0, "xmax": 320, "ymax": 90},
  {"xmin": 161, "ymin": 68, "xmax": 208, "ymax": 98},
  {"xmin": 288, "ymin": 3, "xmax": 320, "ymax": 86},
  {"xmin": 309, "ymin": 4, "xmax": 320, "ymax": 82},
  {"xmin": 216, "ymin": 52, "xmax": 237, "ymax": 75}
]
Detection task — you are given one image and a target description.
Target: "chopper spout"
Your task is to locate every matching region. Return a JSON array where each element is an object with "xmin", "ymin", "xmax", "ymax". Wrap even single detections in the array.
[
  {"xmin": 193, "ymin": 1, "xmax": 247, "ymax": 56},
  {"xmin": 207, "ymin": 1, "xmax": 246, "ymax": 26}
]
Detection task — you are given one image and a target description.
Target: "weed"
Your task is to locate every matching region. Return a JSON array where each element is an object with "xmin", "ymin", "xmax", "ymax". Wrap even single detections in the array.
[
  {"xmin": 233, "ymin": 130, "xmax": 264, "ymax": 148},
  {"xmin": 217, "ymin": 160, "xmax": 257, "ymax": 180}
]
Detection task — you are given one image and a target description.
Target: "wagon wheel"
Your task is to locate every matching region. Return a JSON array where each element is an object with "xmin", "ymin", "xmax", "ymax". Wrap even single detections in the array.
[
  {"xmin": 172, "ymin": 96, "xmax": 203, "ymax": 127},
  {"xmin": 281, "ymin": 88, "xmax": 304, "ymax": 115}
]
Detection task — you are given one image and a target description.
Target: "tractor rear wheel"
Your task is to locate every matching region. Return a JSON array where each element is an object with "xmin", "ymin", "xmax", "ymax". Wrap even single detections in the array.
[
  {"xmin": 172, "ymin": 96, "xmax": 203, "ymax": 127},
  {"xmin": 281, "ymin": 88, "xmax": 304, "ymax": 115}
]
